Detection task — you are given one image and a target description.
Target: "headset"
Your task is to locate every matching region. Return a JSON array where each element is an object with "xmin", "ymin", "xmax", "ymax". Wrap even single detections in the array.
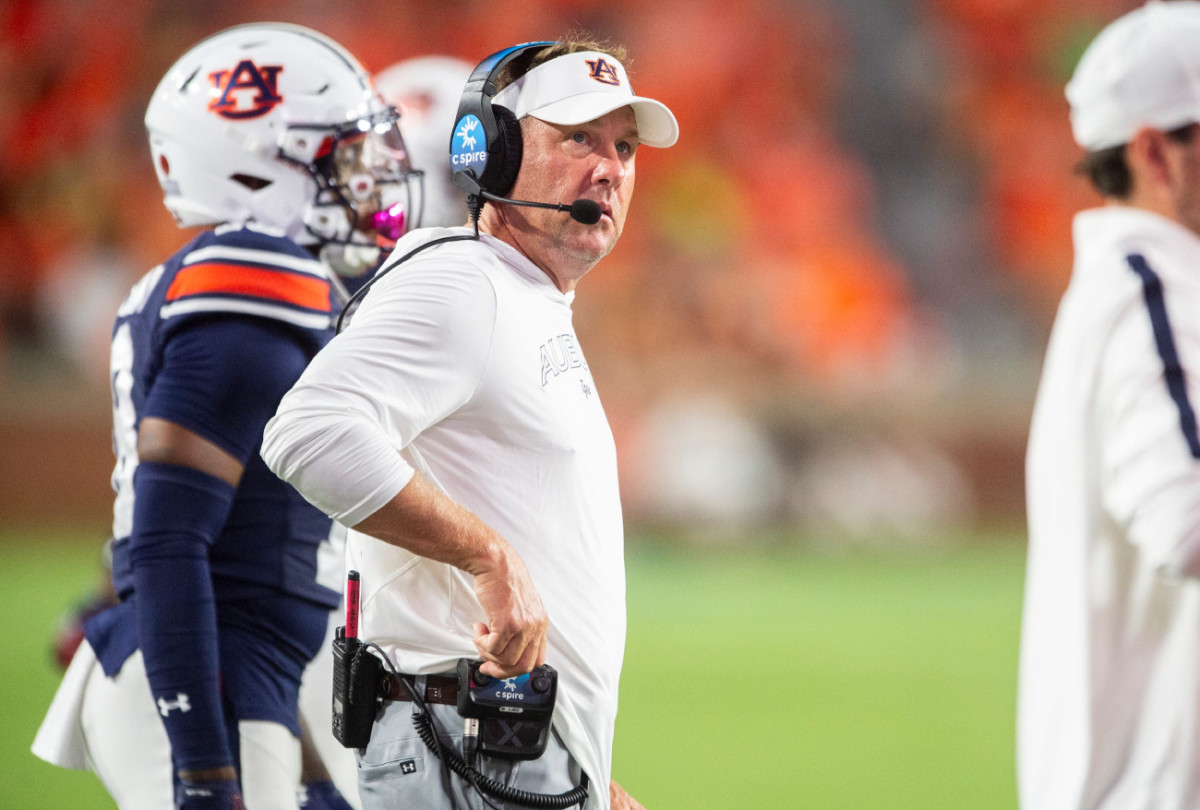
[
  {"xmin": 450, "ymin": 41, "xmax": 554, "ymax": 205},
  {"xmin": 449, "ymin": 42, "xmax": 601, "ymax": 225}
]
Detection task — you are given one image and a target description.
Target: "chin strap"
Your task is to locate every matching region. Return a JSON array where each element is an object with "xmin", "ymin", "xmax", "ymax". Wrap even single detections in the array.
[{"xmin": 319, "ymin": 242, "xmax": 383, "ymax": 280}]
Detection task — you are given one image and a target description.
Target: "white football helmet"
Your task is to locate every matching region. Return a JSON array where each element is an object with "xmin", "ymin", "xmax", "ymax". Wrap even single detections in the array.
[
  {"xmin": 374, "ymin": 55, "xmax": 473, "ymax": 228},
  {"xmin": 145, "ymin": 23, "xmax": 422, "ymax": 273}
]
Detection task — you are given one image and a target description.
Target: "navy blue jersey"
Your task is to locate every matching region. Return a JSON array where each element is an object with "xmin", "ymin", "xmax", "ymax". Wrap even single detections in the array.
[{"xmin": 106, "ymin": 223, "xmax": 339, "ymax": 609}]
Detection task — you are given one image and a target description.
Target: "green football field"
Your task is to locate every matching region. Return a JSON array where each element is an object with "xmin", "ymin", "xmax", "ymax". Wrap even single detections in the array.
[{"xmin": 4, "ymin": 527, "xmax": 1025, "ymax": 808}]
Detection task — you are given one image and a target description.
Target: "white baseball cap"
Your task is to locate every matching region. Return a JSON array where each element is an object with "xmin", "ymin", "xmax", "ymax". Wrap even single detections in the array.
[
  {"xmin": 492, "ymin": 50, "xmax": 679, "ymax": 148},
  {"xmin": 1067, "ymin": 0, "xmax": 1200, "ymax": 150}
]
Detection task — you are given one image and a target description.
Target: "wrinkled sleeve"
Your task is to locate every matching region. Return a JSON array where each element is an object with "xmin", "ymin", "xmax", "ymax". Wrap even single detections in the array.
[
  {"xmin": 262, "ymin": 257, "xmax": 497, "ymax": 527},
  {"xmin": 1100, "ymin": 271, "xmax": 1200, "ymax": 579}
]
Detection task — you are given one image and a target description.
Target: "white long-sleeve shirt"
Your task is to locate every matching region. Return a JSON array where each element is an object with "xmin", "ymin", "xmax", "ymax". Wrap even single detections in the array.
[
  {"xmin": 1020, "ymin": 206, "xmax": 1200, "ymax": 810},
  {"xmin": 261, "ymin": 227, "xmax": 625, "ymax": 810}
]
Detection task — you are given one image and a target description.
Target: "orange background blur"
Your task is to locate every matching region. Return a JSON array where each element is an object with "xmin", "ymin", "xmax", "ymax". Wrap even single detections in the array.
[{"xmin": 0, "ymin": 0, "xmax": 1142, "ymax": 538}]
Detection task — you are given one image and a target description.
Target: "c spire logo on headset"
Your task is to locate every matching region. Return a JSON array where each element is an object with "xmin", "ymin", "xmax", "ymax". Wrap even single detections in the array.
[
  {"xmin": 207, "ymin": 60, "xmax": 284, "ymax": 119},
  {"xmin": 451, "ymin": 114, "xmax": 489, "ymax": 174}
]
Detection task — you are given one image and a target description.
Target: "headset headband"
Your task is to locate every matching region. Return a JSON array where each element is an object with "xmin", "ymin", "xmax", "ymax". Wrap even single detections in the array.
[
  {"xmin": 466, "ymin": 41, "xmax": 554, "ymax": 93},
  {"xmin": 450, "ymin": 41, "xmax": 555, "ymax": 201}
]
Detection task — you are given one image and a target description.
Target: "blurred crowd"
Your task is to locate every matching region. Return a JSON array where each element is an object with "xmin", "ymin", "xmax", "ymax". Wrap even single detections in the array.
[{"xmin": 0, "ymin": 0, "xmax": 1143, "ymax": 535}]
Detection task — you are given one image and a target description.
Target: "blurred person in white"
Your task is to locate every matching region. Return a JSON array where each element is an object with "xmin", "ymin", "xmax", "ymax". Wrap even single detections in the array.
[
  {"xmin": 31, "ymin": 22, "xmax": 422, "ymax": 810},
  {"xmin": 261, "ymin": 37, "xmax": 677, "ymax": 810},
  {"xmin": 1020, "ymin": 2, "xmax": 1200, "ymax": 808},
  {"xmin": 375, "ymin": 55, "xmax": 474, "ymax": 230}
]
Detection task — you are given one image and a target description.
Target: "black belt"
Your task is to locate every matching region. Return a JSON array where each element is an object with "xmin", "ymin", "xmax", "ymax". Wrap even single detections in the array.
[{"xmin": 385, "ymin": 673, "xmax": 459, "ymax": 706}]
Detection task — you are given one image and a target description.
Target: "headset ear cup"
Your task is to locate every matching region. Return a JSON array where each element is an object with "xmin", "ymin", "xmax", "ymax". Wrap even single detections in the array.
[{"xmin": 489, "ymin": 106, "xmax": 523, "ymax": 198}]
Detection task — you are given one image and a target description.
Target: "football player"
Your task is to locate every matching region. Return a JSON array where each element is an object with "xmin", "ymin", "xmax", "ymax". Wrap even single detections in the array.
[{"xmin": 32, "ymin": 23, "xmax": 421, "ymax": 810}]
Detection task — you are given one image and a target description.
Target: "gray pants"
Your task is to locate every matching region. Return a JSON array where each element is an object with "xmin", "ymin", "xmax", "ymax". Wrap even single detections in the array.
[{"xmin": 356, "ymin": 680, "xmax": 585, "ymax": 810}]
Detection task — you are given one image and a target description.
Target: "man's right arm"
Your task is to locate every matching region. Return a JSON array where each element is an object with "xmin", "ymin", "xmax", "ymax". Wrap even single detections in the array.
[
  {"xmin": 352, "ymin": 472, "xmax": 547, "ymax": 678},
  {"xmin": 262, "ymin": 403, "xmax": 548, "ymax": 679},
  {"xmin": 261, "ymin": 259, "xmax": 546, "ymax": 677}
]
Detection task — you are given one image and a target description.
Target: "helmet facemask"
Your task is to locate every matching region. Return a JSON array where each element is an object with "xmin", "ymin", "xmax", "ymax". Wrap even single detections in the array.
[{"xmin": 291, "ymin": 107, "xmax": 425, "ymax": 277}]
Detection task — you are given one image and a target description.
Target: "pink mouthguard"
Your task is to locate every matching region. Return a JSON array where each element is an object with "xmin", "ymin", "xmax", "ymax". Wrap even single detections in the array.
[{"xmin": 371, "ymin": 203, "xmax": 407, "ymax": 241}]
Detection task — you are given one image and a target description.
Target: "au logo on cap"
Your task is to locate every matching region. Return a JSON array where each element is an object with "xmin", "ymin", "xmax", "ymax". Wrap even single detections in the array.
[
  {"xmin": 451, "ymin": 114, "xmax": 488, "ymax": 174},
  {"xmin": 585, "ymin": 58, "xmax": 620, "ymax": 86},
  {"xmin": 208, "ymin": 60, "xmax": 283, "ymax": 119}
]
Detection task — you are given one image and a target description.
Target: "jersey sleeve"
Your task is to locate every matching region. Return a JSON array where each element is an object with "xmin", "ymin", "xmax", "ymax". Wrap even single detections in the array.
[
  {"xmin": 262, "ymin": 251, "xmax": 498, "ymax": 526},
  {"xmin": 160, "ymin": 237, "xmax": 333, "ymax": 332},
  {"xmin": 143, "ymin": 317, "xmax": 318, "ymax": 463},
  {"xmin": 1100, "ymin": 259, "xmax": 1200, "ymax": 578}
]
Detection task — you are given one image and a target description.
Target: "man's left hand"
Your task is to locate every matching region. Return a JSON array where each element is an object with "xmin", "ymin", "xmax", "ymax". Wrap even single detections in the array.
[{"xmin": 611, "ymin": 779, "xmax": 646, "ymax": 810}]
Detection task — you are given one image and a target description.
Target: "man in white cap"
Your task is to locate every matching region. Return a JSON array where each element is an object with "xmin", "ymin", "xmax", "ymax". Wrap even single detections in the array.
[
  {"xmin": 260, "ymin": 37, "xmax": 677, "ymax": 810},
  {"xmin": 1020, "ymin": 2, "xmax": 1200, "ymax": 808}
]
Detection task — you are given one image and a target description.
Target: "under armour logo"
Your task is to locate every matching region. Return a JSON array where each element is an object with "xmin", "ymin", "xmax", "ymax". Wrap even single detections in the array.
[
  {"xmin": 399, "ymin": 759, "xmax": 418, "ymax": 775},
  {"xmin": 456, "ymin": 116, "xmax": 479, "ymax": 150},
  {"xmin": 585, "ymin": 58, "xmax": 621, "ymax": 86},
  {"xmin": 157, "ymin": 693, "xmax": 191, "ymax": 716},
  {"xmin": 208, "ymin": 60, "xmax": 284, "ymax": 120}
]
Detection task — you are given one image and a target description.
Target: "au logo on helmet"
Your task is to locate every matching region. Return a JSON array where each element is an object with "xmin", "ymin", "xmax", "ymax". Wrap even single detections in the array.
[
  {"xmin": 585, "ymin": 58, "xmax": 620, "ymax": 87},
  {"xmin": 208, "ymin": 60, "xmax": 284, "ymax": 119}
]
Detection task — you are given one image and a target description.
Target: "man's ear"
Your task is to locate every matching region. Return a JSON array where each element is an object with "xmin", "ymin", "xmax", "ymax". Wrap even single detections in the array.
[{"xmin": 1126, "ymin": 126, "xmax": 1173, "ymax": 188}]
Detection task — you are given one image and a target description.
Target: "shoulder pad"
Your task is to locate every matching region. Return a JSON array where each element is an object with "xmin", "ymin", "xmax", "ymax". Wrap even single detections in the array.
[{"xmin": 161, "ymin": 228, "xmax": 332, "ymax": 329}]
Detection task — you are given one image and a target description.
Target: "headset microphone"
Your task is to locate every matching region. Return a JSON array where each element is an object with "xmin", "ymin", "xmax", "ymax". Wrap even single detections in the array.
[
  {"xmin": 452, "ymin": 170, "xmax": 602, "ymax": 225},
  {"xmin": 480, "ymin": 190, "xmax": 602, "ymax": 225}
]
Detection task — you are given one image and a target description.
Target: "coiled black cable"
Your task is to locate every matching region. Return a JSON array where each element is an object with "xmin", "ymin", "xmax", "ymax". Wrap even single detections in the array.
[
  {"xmin": 360, "ymin": 645, "xmax": 589, "ymax": 810},
  {"xmin": 410, "ymin": 709, "xmax": 589, "ymax": 809}
]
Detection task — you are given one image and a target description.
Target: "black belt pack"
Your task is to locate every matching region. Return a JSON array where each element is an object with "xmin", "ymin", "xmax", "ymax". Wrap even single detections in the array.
[
  {"xmin": 329, "ymin": 570, "xmax": 588, "ymax": 807},
  {"xmin": 331, "ymin": 634, "xmax": 559, "ymax": 763},
  {"xmin": 456, "ymin": 658, "xmax": 558, "ymax": 761}
]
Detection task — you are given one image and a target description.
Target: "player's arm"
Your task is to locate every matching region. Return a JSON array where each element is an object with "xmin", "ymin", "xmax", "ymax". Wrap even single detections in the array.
[
  {"xmin": 262, "ymin": 259, "xmax": 547, "ymax": 678},
  {"xmin": 132, "ymin": 316, "xmax": 317, "ymax": 792},
  {"xmin": 138, "ymin": 417, "xmax": 243, "ymax": 484},
  {"xmin": 133, "ymin": 416, "xmax": 243, "ymax": 785}
]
